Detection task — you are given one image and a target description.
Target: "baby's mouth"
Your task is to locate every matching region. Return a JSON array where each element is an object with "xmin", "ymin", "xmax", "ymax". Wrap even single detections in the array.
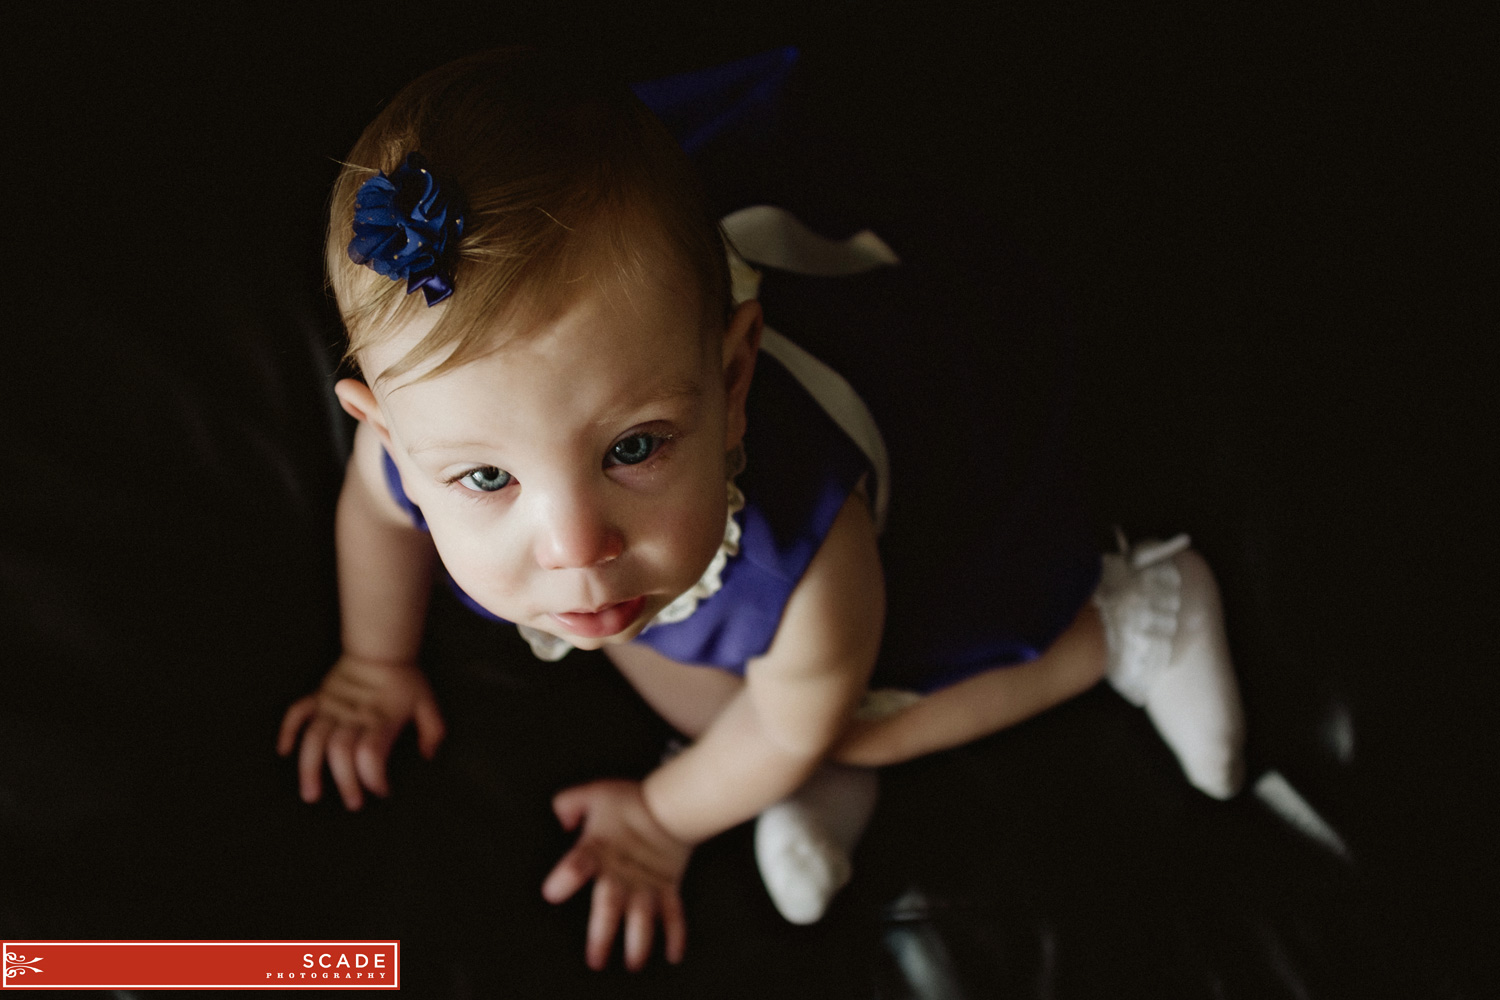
[{"xmin": 550, "ymin": 596, "xmax": 648, "ymax": 639}]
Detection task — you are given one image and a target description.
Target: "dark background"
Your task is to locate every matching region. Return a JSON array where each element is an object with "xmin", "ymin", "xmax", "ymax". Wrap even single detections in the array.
[{"xmin": 4, "ymin": 2, "xmax": 1491, "ymax": 996}]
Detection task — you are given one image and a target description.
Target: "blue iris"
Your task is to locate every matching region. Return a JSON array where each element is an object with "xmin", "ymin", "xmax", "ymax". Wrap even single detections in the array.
[{"xmin": 609, "ymin": 434, "xmax": 660, "ymax": 466}]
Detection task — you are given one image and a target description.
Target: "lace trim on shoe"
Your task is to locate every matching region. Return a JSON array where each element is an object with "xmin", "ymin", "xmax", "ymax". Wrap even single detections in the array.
[{"xmin": 1093, "ymin": 529, "xmax": 1191, "ymax": 706}]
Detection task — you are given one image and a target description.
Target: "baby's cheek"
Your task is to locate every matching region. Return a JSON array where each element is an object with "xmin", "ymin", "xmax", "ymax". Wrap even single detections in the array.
[
  {"xmin": 428, "ymin": 528, "xmax": 523, "ymax": 610},
  {"xmin": 663, "ymin": 488, "xmax": 731, "ymax": 579}
]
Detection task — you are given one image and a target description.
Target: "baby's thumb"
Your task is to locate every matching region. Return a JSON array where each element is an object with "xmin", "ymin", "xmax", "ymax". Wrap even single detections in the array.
[
  {"xmin": 413, "ymin": 697, "xmax": 447, "ymax": 759},
  {"xmin": 551, "ymin": 786, "xmax": 591, "ymax": 832}
]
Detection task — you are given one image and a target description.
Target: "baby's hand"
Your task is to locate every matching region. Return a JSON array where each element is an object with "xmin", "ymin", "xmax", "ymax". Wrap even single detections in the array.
[
  {"xmin": 542, "ymin": 779, "xmax": 693, "ymax": 971},
  {"xmin": 276, "ymin": 654, "xmax": 445, "ymax": 810}
]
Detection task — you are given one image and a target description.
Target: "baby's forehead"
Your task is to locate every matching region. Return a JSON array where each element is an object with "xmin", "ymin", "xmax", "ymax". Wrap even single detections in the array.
[{"xmin": 363, "ymin": 262, "xmax": 715, "ymax": 396}]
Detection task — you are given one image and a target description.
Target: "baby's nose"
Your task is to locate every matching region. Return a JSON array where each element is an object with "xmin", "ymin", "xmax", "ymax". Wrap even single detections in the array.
[{"xmin": 533, "ymin": 495, "xmax": 624, "ymax": 570}]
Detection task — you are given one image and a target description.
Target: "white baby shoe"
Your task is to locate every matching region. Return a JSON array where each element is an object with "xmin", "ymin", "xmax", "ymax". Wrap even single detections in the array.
[
  {"xmin": 1094, "ymin": 531, "xmax": 1247, "ymax": 799},
  {"xmin": 754, "ymin": 763, "xmax": 879, "ymax": 924}
]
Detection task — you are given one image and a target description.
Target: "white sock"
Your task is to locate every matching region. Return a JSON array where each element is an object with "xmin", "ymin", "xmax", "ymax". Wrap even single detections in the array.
[
  {"xmin": 754, "ymin": 763, "xmax": 879, "ymax": 924},
  {"xmin": 1096, "ymin": 534, "xmax": 1247, "ymax": 799}
]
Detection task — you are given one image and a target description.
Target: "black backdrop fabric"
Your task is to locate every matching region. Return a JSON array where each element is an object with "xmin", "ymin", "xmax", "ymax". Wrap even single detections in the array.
[{"xmin": 3, "ymin": 3, "xmax": 1491, "ymax": 997}]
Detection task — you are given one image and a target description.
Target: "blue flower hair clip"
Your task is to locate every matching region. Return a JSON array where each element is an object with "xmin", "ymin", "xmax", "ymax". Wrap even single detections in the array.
[{"xmin": 348, "ymin": 152, "xmax": 466, "ymax": 306}]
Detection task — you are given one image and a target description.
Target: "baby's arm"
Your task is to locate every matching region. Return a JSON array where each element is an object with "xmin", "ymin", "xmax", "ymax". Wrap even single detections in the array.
[
  {"xmin": 276, "ymin": 419, "xmax": 444, "ymax": 809},
  {"xmin": 543, "ymin": 494, "xmax": 883, "ymax": 969},
  {"xmin": 644, "ymin": 493, "xmax": 884, "ymax": 839}
]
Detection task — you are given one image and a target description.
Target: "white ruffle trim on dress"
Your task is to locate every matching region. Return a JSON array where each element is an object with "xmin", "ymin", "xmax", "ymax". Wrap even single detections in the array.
[
  {"xmin": 1092, "ymin": 529, "xmax": 1191, "ymax": 706},
  {"xmin": 516, "ymin": 477, "xmax": 746, "ymax": 662},
  {"xmin": 517, "ymin": 623, "xmax": 575, "ymax": 662}
]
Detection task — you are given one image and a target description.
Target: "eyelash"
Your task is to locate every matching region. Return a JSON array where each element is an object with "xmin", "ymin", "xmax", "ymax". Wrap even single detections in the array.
[{"xmin": 444, "ymin": 431, "xmax": 675, "ymax": 495}]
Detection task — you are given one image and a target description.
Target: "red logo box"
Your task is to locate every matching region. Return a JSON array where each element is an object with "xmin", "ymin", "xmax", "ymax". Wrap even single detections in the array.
[{"xmin": 2, "ymin": 941, "xmax": 399, "ymax": 989}]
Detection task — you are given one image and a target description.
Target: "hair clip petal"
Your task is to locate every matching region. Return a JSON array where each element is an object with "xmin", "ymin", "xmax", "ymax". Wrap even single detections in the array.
[{"xmin": 348, "ymin": 152, "xmax": 465, "ymax": 304}]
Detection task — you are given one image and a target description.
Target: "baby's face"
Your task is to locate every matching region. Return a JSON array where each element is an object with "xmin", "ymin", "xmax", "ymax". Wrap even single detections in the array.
[{"xmin": 360, "ymin": 279, "xmax": 755, "ymax": 650}]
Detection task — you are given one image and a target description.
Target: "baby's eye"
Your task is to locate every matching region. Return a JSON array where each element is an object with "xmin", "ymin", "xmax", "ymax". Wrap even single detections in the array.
[
  {"xmin": 607, "ymin": 432, "xmax": 663, "ymax": 467},
  {"xmin": 457, "ymin": 466, "xmax": 513, "ymax": 492}
]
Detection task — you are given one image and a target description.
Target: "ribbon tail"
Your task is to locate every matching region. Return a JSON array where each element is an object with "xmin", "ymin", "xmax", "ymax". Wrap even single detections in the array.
[{"xmin": 410, "ymin": 271, "xmax": 455, "ymax": 305}]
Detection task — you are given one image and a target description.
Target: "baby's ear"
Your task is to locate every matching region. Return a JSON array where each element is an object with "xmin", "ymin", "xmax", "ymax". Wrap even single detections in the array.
[
  {"xmin": 334, "ymin": 378, "xmax": 393, "ymax": 446},
  {"xmin": 722, "ymin": 300, "xmax": 762, "ymax": 450}
]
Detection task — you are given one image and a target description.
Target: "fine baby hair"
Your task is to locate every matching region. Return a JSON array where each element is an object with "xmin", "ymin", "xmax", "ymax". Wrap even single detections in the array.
[
  {"xmin": 326, "ymin": 46, "xmax": 731, "ymax": 385},
  {"xmin": 288, "ymin": 42, "xmax": 1248, "ymax": 972}
]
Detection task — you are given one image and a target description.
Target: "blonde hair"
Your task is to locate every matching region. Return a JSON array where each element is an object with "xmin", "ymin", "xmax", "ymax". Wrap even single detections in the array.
[{"xmin": 326, "ymin": 47, "xmax": 731, "ymax": 384}]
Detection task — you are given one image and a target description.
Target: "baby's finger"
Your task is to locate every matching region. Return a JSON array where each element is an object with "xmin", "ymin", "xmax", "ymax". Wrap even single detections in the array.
[
  {"xmin": 325, "ymin": 726, "xmax": 364, "ymax": 811},
  {"xmin": 541, "ymin": 844, "xmax": 598, "ymax": 905},
  {"xmin": 276, "ymin": 696, "xmax": 319, "ymax": 756},
  {"xmin": 586, "ymin": 878, "xmax": 626, "ymax": 972},
  {"xmin": 354, "ymin": 726, "xmax": 398, "ymax": 799},
  {"xmin": 622, "ymin": 893, "xmax": 656, "ymax": 972},
  {"xmin": 413, "ymin": 695, "xmax": 446, "ymax": 760},
  {"xmin": 660, "ymin": 890, "xmax": 687, "ymax": 965},
  {"xmin": 296, "ymin": 715, "xmax": 335, "ymax": 803}
]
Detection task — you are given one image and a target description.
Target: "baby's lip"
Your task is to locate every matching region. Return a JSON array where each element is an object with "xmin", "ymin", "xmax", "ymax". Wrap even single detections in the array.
[{"xmin": 550, "ymin": 596, "xmax": 648, "ymax": 639}]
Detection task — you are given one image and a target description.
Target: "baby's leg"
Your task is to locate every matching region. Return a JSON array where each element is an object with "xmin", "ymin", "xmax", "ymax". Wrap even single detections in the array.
[{"xmin": 834, "ymin": 605, "xmax": 1109, "ymax": 767}]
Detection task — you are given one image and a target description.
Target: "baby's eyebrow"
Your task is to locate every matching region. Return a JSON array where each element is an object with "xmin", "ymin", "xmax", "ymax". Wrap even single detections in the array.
[
  {"xmin": 407, "ymin": 437, "xmax": 497, "ymax": 456},
  {"xmin": 633, "ymin": 377, "xmax": 704, "ymax": 406}
]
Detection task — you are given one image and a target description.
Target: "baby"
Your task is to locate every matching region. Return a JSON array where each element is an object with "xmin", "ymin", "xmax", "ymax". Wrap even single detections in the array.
[{"xmin": 278, "ymin": 47, "xmax": 1246, "ymax": 972}]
